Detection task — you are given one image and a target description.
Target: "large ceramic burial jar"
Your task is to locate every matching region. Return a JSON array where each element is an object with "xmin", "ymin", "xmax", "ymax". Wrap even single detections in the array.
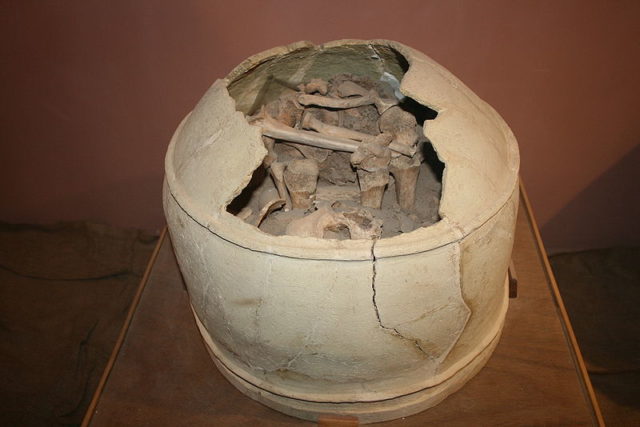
[{"xmin": 163, "ymin": 40, "xmax": 520, "ymax": 423}]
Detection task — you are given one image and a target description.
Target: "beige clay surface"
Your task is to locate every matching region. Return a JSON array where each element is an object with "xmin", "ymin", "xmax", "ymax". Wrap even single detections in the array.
[{"xmin": 163, "ymin": 39, "xmax": 519, "ymax": 422}]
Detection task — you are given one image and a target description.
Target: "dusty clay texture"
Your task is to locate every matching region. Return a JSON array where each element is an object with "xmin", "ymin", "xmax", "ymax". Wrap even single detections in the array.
[{"xmin": 163, "ymin": 40, "xmax": 520, "ymax": 423}]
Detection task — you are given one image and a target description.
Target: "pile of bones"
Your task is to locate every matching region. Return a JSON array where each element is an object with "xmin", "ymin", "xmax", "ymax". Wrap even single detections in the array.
[{"xmin": 233, "ymin": 74, "xmax": 440, "ymax": 240}]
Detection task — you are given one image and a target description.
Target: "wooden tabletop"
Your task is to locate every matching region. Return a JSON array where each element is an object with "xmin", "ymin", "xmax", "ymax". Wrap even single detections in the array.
[{"xmin": 84, "ymin": 186, "xmax": 603, "ymax": 426}]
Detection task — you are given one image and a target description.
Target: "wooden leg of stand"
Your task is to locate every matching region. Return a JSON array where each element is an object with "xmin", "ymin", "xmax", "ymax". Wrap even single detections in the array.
[{"xmin": 508, "ymin": 259, "xmax": 518, "ymax": 298}]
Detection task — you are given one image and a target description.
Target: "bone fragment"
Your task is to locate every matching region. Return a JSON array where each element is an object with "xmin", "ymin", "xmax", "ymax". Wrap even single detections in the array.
[
  {"xmin": 258, "ymin": 115, "xmax": 361, "ymax": 153},
  {"xmin": 360, "ymin": 133, "xmax": 393, "ymax": 157},
  {"xmin": 351, "ymin": 134, "xmax": 392, "ymax": 209},
  {"xmin": 285, "ymin": 206, "xmax": 382, "ymax": 240},
  {"xmin": 299, "ymin": 78, "xmax": 329, "ymax": 95},
  {"xmin": 298, "ymin": 93, "xmax": 372, "ymax": 110},
  {"xmin": 298, "ymin": 91, "xmax": 397, "ymax": 115},
  {"xmin": 269, "ymin": 161, "xmax": 290, "ymax": 211},
  {"xmin": 335, "ymin": 81, "xmax": 398, "ymax": 114},
  {"xmin": 340, "ymin": 209, "xmax": 383, "ymax": 240},
  {"xmin": 283, "ymin": 159, "xmax": 319, "ymax": 209},
  {"xmin": 285, "ymin": 207, "xmax": 340, "ymax": 238},
  {"xmin": 335, "ymin": 81, "xmax": 369, "ymax": 98},
  {"xmin": 264, "ymin": 93, "xmax": 303, "ymax": 127},
  {"xmin": 356, "ymin": 169, "xmax": 389, "ymax": 209},
  {"xmin": 253, "ymin": 198, "xmax": 286, "ymax": 227},
  {"xmin": 379, "ymin": 106, "xmax": 419, "ymax": 150},
  {"xmin": 350, "ymin": 133, "xmax": 393, "ymax": 169},
  {"xmin": 390, "ymin": 155, "xmax": 421, "ymax": 212}
]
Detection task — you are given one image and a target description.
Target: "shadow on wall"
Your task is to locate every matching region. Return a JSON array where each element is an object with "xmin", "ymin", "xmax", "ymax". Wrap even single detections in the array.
[{"xmin": 542, "ymin": 144, "xmax": 640, "ymax": 253}]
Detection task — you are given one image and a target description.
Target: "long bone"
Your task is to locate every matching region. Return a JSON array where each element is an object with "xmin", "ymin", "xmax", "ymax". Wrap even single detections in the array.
[
  {"xmin": 297, "ymin": 89, "xmax": 397, "ymax": 115},
  {"xmin": 389, "ymin": 156, "xmax": 421, "ymax": 212},
  {"xmin": 269, "ymin": 161, "xmax": 291, "ymax": 211},
  {"xmin": 256, "ymin": 115, "xmax": 415, "ymax": 157},
  {"xmin": 351, "ymin": 134, "xmax": 392, "ymax": 209},
  {"xmin": 335, "ymin": 81, "xmax": 398, "ymax": 114},
  {"xmin": 379, "ymin": 106, "xmax": 421, "ymax": 210}
]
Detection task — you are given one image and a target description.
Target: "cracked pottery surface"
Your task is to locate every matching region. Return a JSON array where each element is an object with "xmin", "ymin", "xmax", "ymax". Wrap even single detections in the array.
[{"xmin": 163, "ymin": 39, "xmax": 520, "ymax": 423}]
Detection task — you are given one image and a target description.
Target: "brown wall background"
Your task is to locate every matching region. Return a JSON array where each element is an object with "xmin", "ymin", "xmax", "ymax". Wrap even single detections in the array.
[{"xmin": 1, "ymin": 0, "xmax": 638, "ymax": 252}]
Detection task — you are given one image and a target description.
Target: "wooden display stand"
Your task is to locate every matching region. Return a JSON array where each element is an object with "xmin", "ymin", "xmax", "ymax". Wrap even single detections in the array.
[{"xmin": 82, "ymin": 184, "xmax": 603, "ymax": 426}]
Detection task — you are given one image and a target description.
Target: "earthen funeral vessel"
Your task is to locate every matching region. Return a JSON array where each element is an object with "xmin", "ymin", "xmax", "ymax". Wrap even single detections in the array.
[{"xmin": 163, "ymin": 39, "xmax": 520, "ymax": 423}]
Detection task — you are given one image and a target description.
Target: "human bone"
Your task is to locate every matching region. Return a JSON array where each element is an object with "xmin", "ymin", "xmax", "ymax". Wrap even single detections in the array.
[
  {"xmin": 389, "ymin": 154, "xmax": 421, "ymax": 211},
  {"xmin": 283, "ymin": 159, "xmax": 319, "ymax": 210}
]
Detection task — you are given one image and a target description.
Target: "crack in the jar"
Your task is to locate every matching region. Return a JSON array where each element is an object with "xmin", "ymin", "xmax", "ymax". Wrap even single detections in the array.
[{"xmin": 370, "ymin": 238, "xmax": 430, "ymax": 358}]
